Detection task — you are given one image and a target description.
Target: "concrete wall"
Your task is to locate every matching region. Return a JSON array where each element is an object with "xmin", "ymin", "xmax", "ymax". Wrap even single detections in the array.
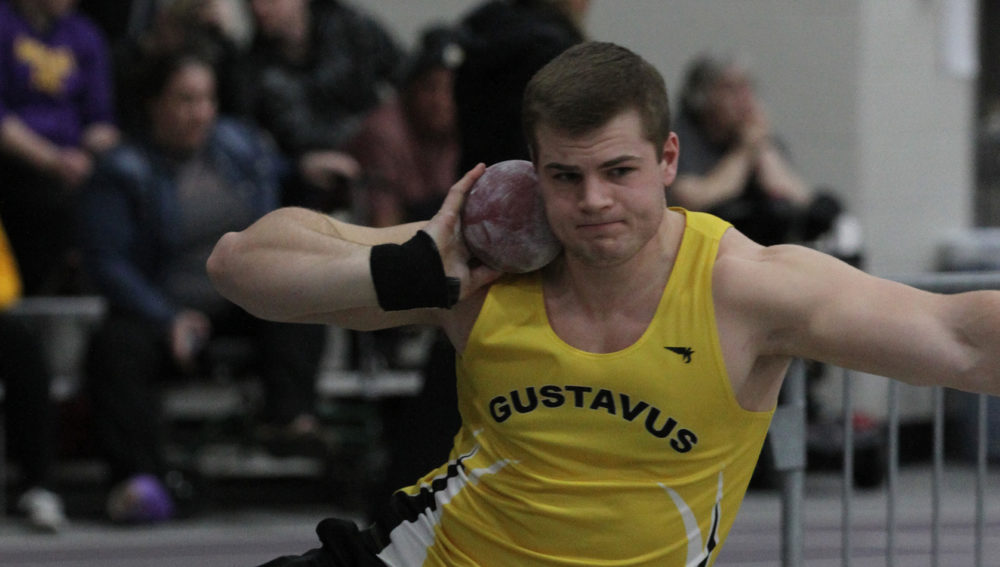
[
  {"xmin": 353, "ymin": 0, "xmax": 977, "ymax": 276},
  {"xmin": 856, "ymin": 1, "xmax": 975, "ymax": 275}
]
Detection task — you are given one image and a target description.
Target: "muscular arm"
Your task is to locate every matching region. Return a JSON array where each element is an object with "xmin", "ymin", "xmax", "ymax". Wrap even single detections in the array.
[
  {"xmin": 719, "ymin": 238, "xmax": 1000, "ymax": 403},
  {"xmin": 207, "ymin": 206, "xmax": 414, "ymax": 325},
  {"xmin": 207, "ymin": 164, "xmax": 500, "ymax": 335}
]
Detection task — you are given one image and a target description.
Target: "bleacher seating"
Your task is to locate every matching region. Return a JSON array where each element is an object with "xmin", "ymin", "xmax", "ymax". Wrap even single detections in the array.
[{"xmin": 2, "ymin": 297, "xmax": 421, "ymax": 511}]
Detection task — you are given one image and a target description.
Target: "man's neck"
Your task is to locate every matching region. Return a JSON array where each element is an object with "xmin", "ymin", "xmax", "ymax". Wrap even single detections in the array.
[
  {"xmin": 548, "ymin": 211, "xmax": 683, "ymax": 318},
  {"xmin": 540, "ymin": 212, "xmax": 684, "ymax": 353}
]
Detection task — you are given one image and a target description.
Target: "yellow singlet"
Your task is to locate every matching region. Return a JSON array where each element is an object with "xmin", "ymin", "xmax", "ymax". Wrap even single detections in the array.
[{"xmin": 377, "ymin": 209, "xmax": 774, "ymax": 567}]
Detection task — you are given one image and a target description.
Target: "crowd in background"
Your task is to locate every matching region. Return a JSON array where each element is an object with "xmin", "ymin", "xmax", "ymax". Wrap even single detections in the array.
[
  {"xmin": 2, "ymin": 0, "xmax": 855, "ymax": 533},
  {"xmin": 0, "ymin": 0, "xmax": 594, "ymax": 533}
]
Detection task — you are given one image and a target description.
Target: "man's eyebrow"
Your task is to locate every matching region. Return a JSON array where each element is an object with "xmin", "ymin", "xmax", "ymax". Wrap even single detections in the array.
[
  {"xmin": 542, "ymin": 155, "xmax": 641, "ymax": 172},
  {"xmin": 542, "ymin": 162, "xmax": 580, "ymax": 173},
  {"xmin": 601, "ymin": 155, "xmax": 641, "ymax": 168}
]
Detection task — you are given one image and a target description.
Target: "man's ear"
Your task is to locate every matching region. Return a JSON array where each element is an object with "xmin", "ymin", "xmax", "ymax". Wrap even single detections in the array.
[{"xmin": 660, "ymin": 132, "xmax": 680, "ymax": 186}]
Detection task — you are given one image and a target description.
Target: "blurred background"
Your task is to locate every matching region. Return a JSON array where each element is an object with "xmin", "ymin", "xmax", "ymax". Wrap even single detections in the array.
[
  {"xmin": 3, "ymin": 0, "xmax": 999, "ymax": 564},
  {"xmin": 361, "ymin": 0, "xmax": 989, "ymax": 278}
]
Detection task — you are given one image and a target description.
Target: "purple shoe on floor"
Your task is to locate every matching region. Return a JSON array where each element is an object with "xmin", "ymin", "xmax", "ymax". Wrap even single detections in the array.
[{"xmin": 106, "ymin": 474, "xmax": 176, "ymax": 524}]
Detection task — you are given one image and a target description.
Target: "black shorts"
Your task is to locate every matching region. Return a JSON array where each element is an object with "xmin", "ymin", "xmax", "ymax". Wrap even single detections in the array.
[
  {"xmin": 257, "ymin": 518, "xmax": 387, "ymax": 567},
  {"xmin": 258, "ymin": 477, "xmax": 455, "ymax": 567}
]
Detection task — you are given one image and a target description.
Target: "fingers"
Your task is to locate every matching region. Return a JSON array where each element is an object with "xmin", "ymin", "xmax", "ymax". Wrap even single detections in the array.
[
  {"xmin": 465, "ymin": 264, "xmax": 503, "ymax": 299},
  {"xmin": 425, "ymin": 163, "xmax": 486, "ymax": 242},
  {"xmin": 439, "ymin": 163, "xmax": 486, "ymax": 217},
  {"xmin": 420, "ymin": 164, "xmax": 497, "ymax": 300}
]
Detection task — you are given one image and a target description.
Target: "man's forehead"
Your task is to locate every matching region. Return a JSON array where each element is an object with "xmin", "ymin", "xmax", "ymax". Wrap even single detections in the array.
[{"xmin": 534, "ymin": 113, "xmax": 654, "ymax": 165}]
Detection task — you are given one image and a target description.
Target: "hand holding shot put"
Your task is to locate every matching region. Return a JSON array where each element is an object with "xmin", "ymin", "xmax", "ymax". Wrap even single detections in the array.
[
  {"xmin": 208, "ymin": 42, "xmax": 1000, "ymax": 567},
  {"xmin": 207, "ymin": 161, "xmax": 527, "ymax": 336}
]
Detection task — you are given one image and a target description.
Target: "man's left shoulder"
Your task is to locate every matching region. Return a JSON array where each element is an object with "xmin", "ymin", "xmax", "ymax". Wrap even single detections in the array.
[{"xmin": 711, "ymin": 231, "xmax": 775, "ymax": 299}]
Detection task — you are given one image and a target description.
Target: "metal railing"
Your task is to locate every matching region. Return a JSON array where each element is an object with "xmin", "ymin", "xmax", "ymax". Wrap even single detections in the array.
[{"xmin": 774, "ymin": 270, "xmax": 1000, "ymax": 566}]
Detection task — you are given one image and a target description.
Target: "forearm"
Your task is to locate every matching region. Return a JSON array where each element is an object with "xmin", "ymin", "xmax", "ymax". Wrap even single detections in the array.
[
  {"xmin": 0, "ymin": 115, "xmax": 60, "ymax": 172},
  {"xmin": 944, "ymin": 290, "xmax": 1000, "ymax": 395},
  {"xmin": 81, "ymin": 122, "xmax": 120, "ymax": 155},
  {"xmin": 805, "ymin": 286, "xmax": 1000, "ymax": 396},
  {"xmin": 755, "ymin": 145, "xmax": 811, "ymax": 204},
  {"xmin": 207, "ymin": 207, "xmax": 424, "ymax": 324},
  {"xmin": 671, "ymin": 147, "xmax": 755, "ymax": 210}
]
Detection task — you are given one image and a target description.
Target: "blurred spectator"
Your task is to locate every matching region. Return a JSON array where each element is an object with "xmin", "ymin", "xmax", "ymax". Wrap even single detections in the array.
[
  {"xmin": 0, "ymin": 0, "xmax": 120, "ymax": 295},
  {"xmin": 112, "ymin": 0, "xmax": 254, "ymax": 136},
  {"xmin": 0, "ymin": 216, "xmax": 67, "ymax": 532},
  {"xmin": 671, "ymin": 53, "xmax": 848, "ymax": 248},
  {"xmin": 345, "ymin": 25, "xmax": 462, "ymax": 227},
  {"xmin": 343, "ymin": 25, "xmax": 463, "ymax": 505},
  {"xmin": 354, "ymin": 0, "xmax": 590, "ymax": 514},
  {"xmin": 77, "ymin": 0, "xmax": 146, "ymax": 42},
  {"xmin": 77, "ymin": 50, "xmax": 326, "ymax": 524},
  {"xmin": 80, "ymin": 0, "xmax": 252, "ymax": 46},
  {"xmin": 673, "ymin": 54, "xmax": 864, "ymax": 481},
  {"xmin": 246, "ymin": 0, "xmax": 403, "ymax": 213},
  {"xmin": 453, "ymin": 0, "xmax": 587, "ymax": 173}
]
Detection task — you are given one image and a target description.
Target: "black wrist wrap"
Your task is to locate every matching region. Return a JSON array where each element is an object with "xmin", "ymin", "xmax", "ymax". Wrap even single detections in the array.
[{"xmin": 370, "ymin": 230, "xmax": 460, "ymax": 311}]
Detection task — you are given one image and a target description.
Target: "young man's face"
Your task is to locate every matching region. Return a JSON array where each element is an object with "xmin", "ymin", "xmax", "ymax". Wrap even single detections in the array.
[{"xmin": 534, "ymin": 110, "xmax": 678, "ymax": 268}]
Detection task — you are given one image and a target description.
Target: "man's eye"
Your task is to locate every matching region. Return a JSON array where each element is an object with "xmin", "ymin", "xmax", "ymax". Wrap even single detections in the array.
[{"xmin": 608, "ymin": 167, "xmax": 632, "ymax": 178}]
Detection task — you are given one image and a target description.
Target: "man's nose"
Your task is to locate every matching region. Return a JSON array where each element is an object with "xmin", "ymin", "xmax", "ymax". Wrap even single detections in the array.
[{"xmin": 579, "ymin": 177, "xmax": 612, "ymax": 210}]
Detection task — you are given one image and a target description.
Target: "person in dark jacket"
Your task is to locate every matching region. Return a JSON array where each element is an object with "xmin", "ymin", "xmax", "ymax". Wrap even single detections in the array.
[
  {"xmin": 671, "ymin": 53, "xmax": 851, "ymax": 249},
  {"xmin": 246, "ymin": 0, "xmax": 403, "ymax": 212},
  {"xmin": 453, "ymin": 0, "xmax": 588, "ymax": 173},
  {"xmin": 78, "ymin": 49, "xmax": 326, "ymax": 524},
  {"xmin": 385, "ymin": 0, "xmax": 588, "ymax": 510}
]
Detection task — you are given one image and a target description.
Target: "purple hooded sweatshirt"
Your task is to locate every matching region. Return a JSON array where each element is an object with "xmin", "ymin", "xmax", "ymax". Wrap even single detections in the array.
[{"xmin": 0, "ymin": 0, "xmax": 115, "ymax": 147}]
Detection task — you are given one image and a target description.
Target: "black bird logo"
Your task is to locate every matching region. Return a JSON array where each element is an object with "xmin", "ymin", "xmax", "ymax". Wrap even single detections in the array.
[{"xmin": 665, "ymin": 346, "xmax": 694, "ymax": 363}]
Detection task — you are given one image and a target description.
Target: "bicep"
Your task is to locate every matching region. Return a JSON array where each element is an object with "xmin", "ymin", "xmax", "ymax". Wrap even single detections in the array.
[
  {"xmin": 743, "ymin": 246, "xmax": 972, "ymax": 388},
  {"xmin": 325, "ymin": 215, "xmax": 425, "ymax": 245},
  {"xmin": 209, "ymin": 209, "xmax": 479, "ymax": 334},
  {"xmin": 208, "ymin": 209, "xmax": 418, "ymax": 320}
]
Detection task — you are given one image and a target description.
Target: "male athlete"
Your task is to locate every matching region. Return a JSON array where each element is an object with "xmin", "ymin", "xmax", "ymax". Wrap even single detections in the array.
[{"xmin": 208, "ymin": 42, "xmax": 1000, "ymax": 566}]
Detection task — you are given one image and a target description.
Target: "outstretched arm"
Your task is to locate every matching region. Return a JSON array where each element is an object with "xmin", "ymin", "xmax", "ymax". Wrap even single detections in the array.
[
  {"xmin": 207, "ymin": 164, "xmax": 502, "ymax": 331},
  {"xmin": 724, "ymin": 239, "xmax": 1000, "ymax": 396}
]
